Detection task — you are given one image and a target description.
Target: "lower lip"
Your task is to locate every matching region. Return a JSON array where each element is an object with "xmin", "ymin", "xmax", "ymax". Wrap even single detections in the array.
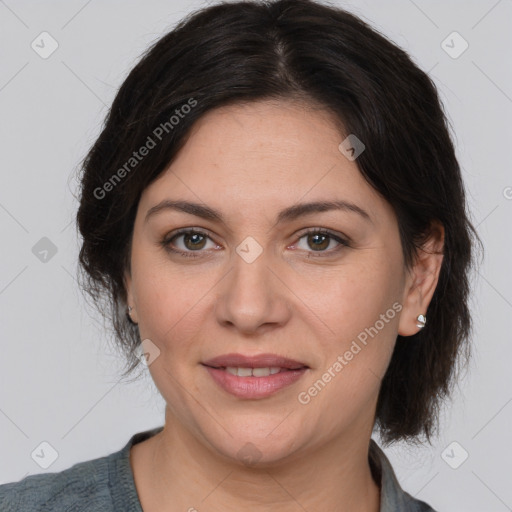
[{"xmin": 203, "ymin": 365, "xmax": 308, "ymax": 399}]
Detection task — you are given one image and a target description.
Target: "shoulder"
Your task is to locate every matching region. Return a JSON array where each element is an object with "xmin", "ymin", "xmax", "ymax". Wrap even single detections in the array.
[
  {"xmin": 369, "ymin": 438, "xmax": 439, "ymax": 512},
  {"xmin": 400, "ymin": 489, "xmax": 438, "ymax": 511},
  {"xmin": 0, "ymin": 427, "xmax": 162, "ymax": 512},
  {"xmin": 0, "ymin": 451, "xmax": 115, "ymax": 512}
]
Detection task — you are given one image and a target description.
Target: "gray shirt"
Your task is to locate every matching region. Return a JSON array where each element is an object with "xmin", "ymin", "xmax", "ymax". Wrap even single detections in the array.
[{"xmin": 0, "ymin": 426, "xmax": 437, "ymax": 511}]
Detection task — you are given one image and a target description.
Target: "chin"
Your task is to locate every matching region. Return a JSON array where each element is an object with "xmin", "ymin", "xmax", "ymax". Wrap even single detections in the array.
[
  {"xmin": 199, "ymin": 420, "xmax": 304, "ymax": 467},
  {"xmin": 223, "ymin": 439, "xmax": 300, "ymax": 468}
]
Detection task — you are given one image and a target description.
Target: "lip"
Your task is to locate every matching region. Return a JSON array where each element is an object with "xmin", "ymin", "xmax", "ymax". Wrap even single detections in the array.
[
  {"xmin": 202, "ymin": 353, "xmax": 309, "ymax": 370},
  {"xmin": 201, "ymin": 353, "xmax": 309, "ymax": 400},
  {"xmin": 203, "ymin": 366, "xmax": 309, "ymax": 399}
]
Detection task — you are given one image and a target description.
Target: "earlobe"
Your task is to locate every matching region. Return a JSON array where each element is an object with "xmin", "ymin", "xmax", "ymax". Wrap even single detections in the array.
[
  {"xmin": 397, "ymin": 221, "xmax": 444, "ymax": 337},
  {"xmin": 123, "ymin": 269, "xmax": 138, "ymax": 325}
]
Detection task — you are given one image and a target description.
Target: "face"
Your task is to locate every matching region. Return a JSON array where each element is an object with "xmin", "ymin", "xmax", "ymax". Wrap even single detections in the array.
[{"xmin": 125, "ymin": 100, "xmax": 420, "ymax": 465}]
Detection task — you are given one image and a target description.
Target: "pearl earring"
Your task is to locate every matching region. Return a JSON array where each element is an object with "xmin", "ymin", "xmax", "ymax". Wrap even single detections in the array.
[
  {"xmin": 416, "ymin": 314, "xmax": 426, "ymax": 329},
  {"xmin": 127, "ymin": 306, "xmax": 138, "ymax": 325}
]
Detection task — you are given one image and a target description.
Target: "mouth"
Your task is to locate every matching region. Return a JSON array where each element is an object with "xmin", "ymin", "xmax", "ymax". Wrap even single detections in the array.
[
  {"xmin": 202, "ymin": 353, "xmax": 309, "ymax": 371},
  {"xmin": 202, "ymin": 354, "xmax": 309, "ymax": 370},
  {"xmin": 201, "ymin": 365, "xmax": 306, "ymax": 376},
  {"xmin": 201, "ymin": 353, "xmax": 310, "ymax": 399}
]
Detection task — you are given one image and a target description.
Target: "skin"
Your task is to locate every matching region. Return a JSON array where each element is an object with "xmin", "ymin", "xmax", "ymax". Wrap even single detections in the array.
[{"xmin": 124, "ymin": 99, "xmax": 444, "ymax": 512}]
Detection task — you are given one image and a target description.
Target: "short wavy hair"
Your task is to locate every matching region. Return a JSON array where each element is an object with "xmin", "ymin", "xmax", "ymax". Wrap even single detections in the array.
[{"xmin": 75, "ymin": 0, "xmax": 482, "ymax": 445}]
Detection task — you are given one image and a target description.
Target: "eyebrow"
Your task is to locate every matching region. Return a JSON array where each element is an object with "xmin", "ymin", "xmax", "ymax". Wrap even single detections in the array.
[{"xmin": 144, "ymin": 199, "xmax": 373, "ymax": 225}]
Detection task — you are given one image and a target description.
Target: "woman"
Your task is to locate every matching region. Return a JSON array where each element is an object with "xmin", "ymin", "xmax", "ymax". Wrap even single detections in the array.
[{"xmin": 0, "ymin": 0, "xmax": 480, "ymax": 510}]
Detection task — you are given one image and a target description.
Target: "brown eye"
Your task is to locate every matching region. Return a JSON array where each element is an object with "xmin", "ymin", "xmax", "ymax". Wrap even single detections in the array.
[
  {"xmin": 293, "ymin": 229, "xmax": 350, "ymax": 257},
  {"xmin": 306, "ymin": 232, "xmax": 330, "ymax": 251},
  {"xmin": 162, "ymin": 228, "xmax": 219, "ymax": 258},
  {"xmin": 181, "ymin": 232, "xmax": 207, "ymax": 250}
]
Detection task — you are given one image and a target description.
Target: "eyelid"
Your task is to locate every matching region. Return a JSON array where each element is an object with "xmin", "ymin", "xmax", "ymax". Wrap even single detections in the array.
[
  {"xmin": 293, "ymin": 227, "xmax": 350, "ymax": 243},
  {"xmin": 162, "ymin": 227, "xmax": 220, "ymax": 252},
  {"xmin": 289, "ymin": 227, "xmax": 351, "ymax": 255}
]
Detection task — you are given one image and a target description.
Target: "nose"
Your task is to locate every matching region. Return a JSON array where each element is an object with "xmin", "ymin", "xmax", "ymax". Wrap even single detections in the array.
[{"xmin": 214, "ymin": 248, "xmax": 292, "ymax": 335}]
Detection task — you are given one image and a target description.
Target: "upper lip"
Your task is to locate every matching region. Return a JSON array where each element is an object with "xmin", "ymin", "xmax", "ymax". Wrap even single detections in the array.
[{"xmin": 202, "ymin": 353, "xmax": 309, "ymax": 370}]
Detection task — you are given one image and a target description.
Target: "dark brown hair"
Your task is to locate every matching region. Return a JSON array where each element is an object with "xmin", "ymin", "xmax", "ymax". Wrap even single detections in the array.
[{"xmin": 75, "ymin": 0, "xmax": 482, "ymax": 445}]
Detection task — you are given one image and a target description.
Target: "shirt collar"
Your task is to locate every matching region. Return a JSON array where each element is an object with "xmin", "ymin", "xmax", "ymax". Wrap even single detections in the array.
[{"xmin": 369, "ymin": 438, "xmax": 431, "ymax": 511}]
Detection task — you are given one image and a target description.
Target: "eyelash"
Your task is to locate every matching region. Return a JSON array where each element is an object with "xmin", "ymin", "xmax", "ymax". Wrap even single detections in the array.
[{"xmin": 161, "ymin": 228, "xmax": 351, "ymax": 259}]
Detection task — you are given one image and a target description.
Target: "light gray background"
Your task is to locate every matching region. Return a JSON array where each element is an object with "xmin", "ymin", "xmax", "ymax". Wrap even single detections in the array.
[{"xmin": 1, "ymin": 0, "xmax": 511, "ymax": 510}]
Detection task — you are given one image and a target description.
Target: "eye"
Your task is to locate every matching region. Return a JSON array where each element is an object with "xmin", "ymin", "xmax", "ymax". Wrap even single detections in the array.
[
  {"xmin": 292, "ymin": 229, "xmax": 350, "ymax": 257},
  {"xmin": 161, "ymin": 228, "xmax": 220, "ymax": 258},
  {"xmin": 161, "ymin": 227, "xmax": 350, "ymax": 259}
]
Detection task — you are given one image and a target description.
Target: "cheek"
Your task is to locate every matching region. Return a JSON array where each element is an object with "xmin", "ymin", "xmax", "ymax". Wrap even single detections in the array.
[
  {"xmin": 137, "ymin": 283, "xmax": 202, "ymax": 345},
  {"xmin": 298, "ymin": 312, "xmax": 397, "ymax": 438},
  {"xmin": 130, "ymin": 248, "xmax": 188, "ymax": 341},
  {"xmin": 299, "ymin": 259, "xmax": 400, "ymax": 398},
  {"xmin": 300, "ymin": 256, "xmax": 400, "ymax": 336}
]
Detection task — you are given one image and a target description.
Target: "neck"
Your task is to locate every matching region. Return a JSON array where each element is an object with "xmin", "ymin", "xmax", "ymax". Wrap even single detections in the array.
[{"xmin": 132, "ymin": 409, "xmax": 381, "ymax": 512}]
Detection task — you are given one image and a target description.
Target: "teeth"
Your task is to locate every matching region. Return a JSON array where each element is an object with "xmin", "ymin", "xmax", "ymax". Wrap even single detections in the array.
[
  {"xmin": 236, "ymin": 367, "xmax": 253, "ymax": 377},
  {"xmin": 253, "ymin": 367, "xmax": 271, "ymax": 377},
  {"xmin": 225, "ymin": 367, "xmax": 283, "ymax": 377}
]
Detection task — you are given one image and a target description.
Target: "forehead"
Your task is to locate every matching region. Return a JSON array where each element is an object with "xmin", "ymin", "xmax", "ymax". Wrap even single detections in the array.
[
  {"xmin": 139, "ymin": 100, "xmax": 393, "ymax": 228},
  {"xmin": 173, "ymin": 100, "xmax": 347, "ymax": 174}
]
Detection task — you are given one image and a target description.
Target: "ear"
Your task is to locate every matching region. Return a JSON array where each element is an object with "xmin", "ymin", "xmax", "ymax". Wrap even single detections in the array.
[
  {"xmin": 398, "ymin": 220, "xmax": 445, "ymax": 336},
  {"xmin": 123, "ymin": 268, "xmax": 139, "ymax": 324}
]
